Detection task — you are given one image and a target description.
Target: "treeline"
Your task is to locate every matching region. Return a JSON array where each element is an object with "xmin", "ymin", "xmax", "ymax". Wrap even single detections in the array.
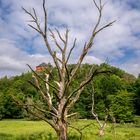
[{"xmin": 0, "ymin": 63, "xmax": 139, "ymax": 122}]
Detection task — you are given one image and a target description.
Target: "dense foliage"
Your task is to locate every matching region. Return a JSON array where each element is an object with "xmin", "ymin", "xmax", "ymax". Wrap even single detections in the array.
[{"xmin": 0, "ymin": 63, "xmax": 139, "ymax": 122}]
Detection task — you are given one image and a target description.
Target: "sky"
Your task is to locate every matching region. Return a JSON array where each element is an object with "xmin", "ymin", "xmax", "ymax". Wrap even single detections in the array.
[{"xmin": 0, "ymin": 0, "xmax": 140, "ymax": 77}]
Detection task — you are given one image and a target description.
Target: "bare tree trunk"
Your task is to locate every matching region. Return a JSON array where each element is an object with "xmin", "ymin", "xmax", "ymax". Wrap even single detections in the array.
[
  {"xmin": 99, "ymin": 129, "xmax": 104, "ymax": 136},
  {"xmin": 55, "ymin": 96, "xmax": 68, "ymax": 140},
  {"xmin": 98, "ymin": 124, "xmax": 106, "ymax": 136},
  {"xmin": 57, "ymin": 121, "xmax": 67, "ymax": 140}
]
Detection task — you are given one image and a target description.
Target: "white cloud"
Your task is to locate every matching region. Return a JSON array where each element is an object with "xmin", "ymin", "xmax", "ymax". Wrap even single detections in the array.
[
  {"xmin": 0, "ymin": 0, "xmax": 140, "ymax": 77},
  {"xmin": 83, "ymin": 56, "xmax": 103, "ymax": 64},
  {"xmin": 0, "ymin": 39, "xmax": 52, "ymax": 77},
  {"xmin": 120, "ymin": 60, "xmax": 140, "ymax": 77}
]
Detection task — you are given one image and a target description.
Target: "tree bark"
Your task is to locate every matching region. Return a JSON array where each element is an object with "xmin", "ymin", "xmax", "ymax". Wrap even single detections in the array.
[
  {"xmin": 57, "ymin": 121, "xmax": 68, "ymax": 140},
  {"xmin": 57, "ymin": 98, "xmax": 68, "ymax": 140},
  {"xmin": 99, "ymin": 129, "xmax": 105, "ymax": 136}
]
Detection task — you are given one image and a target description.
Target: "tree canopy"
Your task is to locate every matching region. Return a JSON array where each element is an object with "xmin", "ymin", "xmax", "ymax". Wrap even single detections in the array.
[{"xmin": 0, "ymin": 63, "xmax": 138, "ymax": 122}]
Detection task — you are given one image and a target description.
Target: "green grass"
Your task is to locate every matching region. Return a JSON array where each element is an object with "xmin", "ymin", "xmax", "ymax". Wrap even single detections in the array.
[
  {"xmin": 0, "ymin": 119, "xmax": 140, "ymax": 140},
  {"xmin": 0, "ymin": 120, "xmax": 55, "ymax": 140}
]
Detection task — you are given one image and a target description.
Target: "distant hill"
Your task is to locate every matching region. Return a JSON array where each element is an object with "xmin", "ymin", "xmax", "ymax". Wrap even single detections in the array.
[{"xmin": 0, "ymin": 63, "xmax": 139, "ymax": 122}]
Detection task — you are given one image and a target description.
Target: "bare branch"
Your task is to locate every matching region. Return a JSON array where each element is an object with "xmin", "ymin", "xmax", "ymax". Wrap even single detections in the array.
[
  {"xmin": 95, "ymin": 20, "xmax": 116, "ymax": 34},
  {"xmin": 66, "ymin": 38, "xmax": 76, "ymax": 64},
  {"xmin": 22, "ymin": 7, "xmax": 36, "ymax": 20},
  {"xmin": 68, "ymin": 42, "xmax": 87, "ymax": 82},
  {"xmin": 43, "ymin": 0, "xmax": 47, "ymax": 37},
  {"xmin": 26, "ymin": 107, "xmax": 58, "ymax": 131},
  {"xmin": 92, "ymin": 0, "xmax": 100, "ymax": 11},
  {"xmin": 55, "ymin": 28, "xmax": 65, "ymax": 43},
  {"xmin": 23, "ymin": 5, "xmax": 62, "ymax": 79},
  {"xmin": 32, "ymin": 8, "xmax": 38, "ymax": 20},
  {"xmin": 66, "ymin": 68, "xmax": 111, "ymax": 111},
  {"xmin": 69, "ymin": 68, "xmax": 110, "ymax": 99},
  {"xmin": 91, "ymin": 86, "xmax": 102, "ymax": 128},
  {"xmin": 74, "ymin": 66, "xmax": 103, "ymax": 103},
  {"xmin": 67, "ymin": 87, "xmax": 84, "ymax": 110},
  {"xmin": 32, "ymin": 74, "xmax": 58, "ymax": 115},
  {"xmin": 68, "ymin": 123, "xmax": 93, "ymax": 140},
  {"xmin": 64, "ymin": 29, "xmax": 69, "ymax": 52},
  {"xmin": 68, "ymin": 0, "xmax": 114, "ymax": 82},
  {"xmin": 23, "ymin": 7, "xmax": 43, "ymax": 35},
  {"xmin": 80, "ymin": 123, "xmax": 93, "ymax": 131},
  {"xmin": 68, "ymin": 125, "xmax": 83, "ymax": 140},
  {"xmin": 90, "ymin": 84, "xmax": 116, "ymax": 136},
  {"xmin": 66, "ymin": 113, "xmax": 77, "ymax": 118},
  {"xmin": 12, "ymin": 94, "xmax": 57, "ymax": 118},
  {"xmin": 45, "ymin": 73, "xmax": 52, "ymax": 101},
  {"xmin": 52, "ymin": 51, "xmax": 63, "ymax": 77},
  {"xmin": 32, "ymin": 74, "xmax": 49, "ymax": 102},
  {"xmin": 49, "ymin": 28, "xmax": 63, "ymax": 52},
  {"xmin": 29, "ymin": 100, "xmax": 58, "ymax": 118},
  {"xmin": 27, "ymin": 64, "xmax": 59, "ymax": 92},
  {"xmin": 28, "ymin": 80, "xmax": 40, "ymax": 91},
  {"xmin": 65, "ymin": 64, "xmax": 70, "ymax": 82},
  {"xmin": 28, "ymin": 24, "xmax": 41, "ymax": 33}
]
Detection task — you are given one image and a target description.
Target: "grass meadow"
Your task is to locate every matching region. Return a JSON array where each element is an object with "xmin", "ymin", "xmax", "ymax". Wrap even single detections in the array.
[{"xmin": 0, "ymin": 119, "xmax": 140, "ymax": 140}]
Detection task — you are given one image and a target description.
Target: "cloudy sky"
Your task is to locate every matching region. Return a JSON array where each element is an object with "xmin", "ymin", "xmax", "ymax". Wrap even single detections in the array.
[{"xmin": 0, "ymin": 0, "xmax": 140, "ymax": 77}]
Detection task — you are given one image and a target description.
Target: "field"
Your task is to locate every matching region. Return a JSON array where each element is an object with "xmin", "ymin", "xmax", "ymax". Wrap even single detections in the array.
[{"xmin": 0, "ymin": 119, "xmax": 140, "ymax": 140}]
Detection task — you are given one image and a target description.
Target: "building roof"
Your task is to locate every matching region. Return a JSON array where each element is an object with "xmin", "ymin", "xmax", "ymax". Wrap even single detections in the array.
[{"xmin": 37, "ymin": 63, "xmax": 48, "ymax": 67}]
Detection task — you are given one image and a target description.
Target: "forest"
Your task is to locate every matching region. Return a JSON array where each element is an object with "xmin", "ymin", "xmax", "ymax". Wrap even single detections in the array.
[{"xmin": 0, "ymin": 63, "xmax": 139, "ymax": 123}]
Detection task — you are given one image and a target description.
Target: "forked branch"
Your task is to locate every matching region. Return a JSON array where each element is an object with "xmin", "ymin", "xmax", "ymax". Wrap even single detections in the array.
[{"xmin": 69, "ymin": 0, "xmax": 115, "ymax": 82}]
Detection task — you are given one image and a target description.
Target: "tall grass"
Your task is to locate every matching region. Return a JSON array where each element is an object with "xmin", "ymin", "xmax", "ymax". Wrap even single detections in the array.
[{"xmin": 0, "ymin": 119, "xmax": 140, "ymax": 140}]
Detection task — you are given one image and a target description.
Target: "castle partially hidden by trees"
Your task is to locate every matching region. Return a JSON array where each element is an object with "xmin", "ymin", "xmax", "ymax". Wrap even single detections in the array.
[{"xmin": 35, "ymin": 63, "xmax": 48, "ymax": 72}]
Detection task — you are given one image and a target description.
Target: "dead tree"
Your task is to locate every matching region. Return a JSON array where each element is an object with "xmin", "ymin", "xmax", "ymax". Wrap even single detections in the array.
[
  {"xmin": 20, "ymin": 0, "xmax": 115, "ymax": 140},
  {"xmin": 91, "ymin": 85, "xmax": 116, "ymax": 136}
]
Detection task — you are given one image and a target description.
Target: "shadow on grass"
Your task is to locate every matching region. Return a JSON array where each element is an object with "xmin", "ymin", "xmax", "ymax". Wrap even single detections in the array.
[
  {"xmin": 16, "ymin": 132, "xmax": 56, "ymax": 140},
  {"xmin": 0, "ymin": 133, "xmax": 13, "ymax": 140},
  {"xmin": 0, "ymin": 132, "xmax": 81, "ymax": 140}
]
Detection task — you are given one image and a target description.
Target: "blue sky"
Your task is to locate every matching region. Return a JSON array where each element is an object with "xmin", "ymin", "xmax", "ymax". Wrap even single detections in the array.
[{"xmin": 0, "ymin": 0, "xmax": 140, "ymax": 77}]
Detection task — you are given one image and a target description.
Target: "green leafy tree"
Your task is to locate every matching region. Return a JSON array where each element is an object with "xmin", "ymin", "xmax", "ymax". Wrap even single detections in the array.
[
  {"xmin": 134, "ymin": 74, "xmax": 140, "ymax": 115},
  {"xmin": 109, "ymin": 90, "xmax": 134, "ymax": 122}
]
